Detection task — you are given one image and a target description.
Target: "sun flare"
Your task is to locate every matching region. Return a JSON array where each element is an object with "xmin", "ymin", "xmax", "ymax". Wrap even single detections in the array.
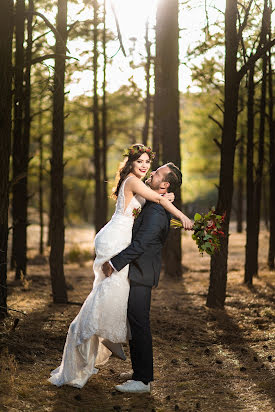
[{"xmin": 66, "ymin": 0, "xmax": 227, "ymax": 98}]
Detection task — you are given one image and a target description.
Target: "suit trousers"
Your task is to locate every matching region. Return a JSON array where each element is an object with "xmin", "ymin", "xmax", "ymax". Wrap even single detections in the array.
[{"xmin": 127, "ymin": 280, "xmax": 153, "ymax": 384}]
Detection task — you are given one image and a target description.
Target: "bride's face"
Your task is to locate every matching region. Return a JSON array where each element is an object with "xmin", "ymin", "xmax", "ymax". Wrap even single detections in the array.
[{"xmin": 131, "ymin": 153, "xmax": 151, "ymax": 179}]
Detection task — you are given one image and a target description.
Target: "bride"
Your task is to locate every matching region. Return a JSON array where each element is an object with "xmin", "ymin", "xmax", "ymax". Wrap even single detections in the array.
[{"xmin": 49, "ymin": 144, "xmax": 192, "ymax": 388}]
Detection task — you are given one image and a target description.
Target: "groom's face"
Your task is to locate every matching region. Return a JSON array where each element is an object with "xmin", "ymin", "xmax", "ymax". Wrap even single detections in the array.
[{"xmin": 146, "ymin": 165, "xmax": 170, "ymax": 192}]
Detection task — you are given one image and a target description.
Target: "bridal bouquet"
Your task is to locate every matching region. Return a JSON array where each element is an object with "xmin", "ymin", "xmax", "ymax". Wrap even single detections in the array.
[{"xmin": 171, "ymin": 209, "xmax": 225, "ymax": 256}]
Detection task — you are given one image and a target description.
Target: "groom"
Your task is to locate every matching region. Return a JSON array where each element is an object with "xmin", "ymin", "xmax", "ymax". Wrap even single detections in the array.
[{"xmin": 102, "ymin": 163, "xmax": 192, "ymax": 393}]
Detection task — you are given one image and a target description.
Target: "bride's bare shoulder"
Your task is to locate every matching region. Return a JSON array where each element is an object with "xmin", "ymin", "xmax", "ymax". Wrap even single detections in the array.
[{"xmin": 124, "ymin": 174, "xmax": 143, "ymax": 188}]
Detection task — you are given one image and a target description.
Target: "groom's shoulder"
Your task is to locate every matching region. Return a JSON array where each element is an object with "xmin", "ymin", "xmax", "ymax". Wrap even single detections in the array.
[{"xmin": 144, "ymin": 201, "xmax": 166, "ymax": 216}]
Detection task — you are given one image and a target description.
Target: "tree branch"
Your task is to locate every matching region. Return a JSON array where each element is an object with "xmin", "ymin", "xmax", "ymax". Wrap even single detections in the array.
[
  {"xmin": 0, "ymin": 304, "xmax": 27, "ymax": 316},
  {"xmin": 204, "ymin": 0, "xmax": 210, "ymax": 41},
  {"xmin": 30, "ymin": 53, "xmax": 78, "ymax": 66},
  {"xmin": 235, "ymin": 138, "xmax": 242, "ymax": 147},
  {"xmin": 25, "ymin": 10, "xmax": 70, "ymax": 54},
  {"xmin": 110, "ymin": 1, "xmax": 126, "ymax": 57},
  {"xmin": 9, "ymin": 172, "xmax": 27, "ymax": 191},
  {"xmin": 32, "ymin": 29, "xmax": 51, "ymax": 44},
  {"xmin": 215, "ymin": 103, "xmax": 224, "ymax": 113},
  {"xmin": 67, "ymin": 20, "xmax": 79, "ymax": 35},
  {"xmin": 31, "ymin": 106, "xmax": 52, "ymax": 120},
  {"xmin": 237, "ymin": 11, "xmax": 247, "ymax": 66},
  {"xmin": 238, "ymin": 39, "xmax": 275, "ymax": 81},
  {"xmin": 209, "ymin": 114, "xmax": 223, "ymax": 130},
  {"xmin": 237, "ymin": 0, "xmax": 254, "ymax": 41},
  {"xmin": 213, "ymin": 138, "xmax": 222, "ymax": 149}
]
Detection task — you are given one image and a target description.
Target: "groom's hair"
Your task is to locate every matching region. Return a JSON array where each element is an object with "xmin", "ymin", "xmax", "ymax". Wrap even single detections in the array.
[{"xmin": 163, "ymin": 162, "xmax": 182, "ymax": 193}]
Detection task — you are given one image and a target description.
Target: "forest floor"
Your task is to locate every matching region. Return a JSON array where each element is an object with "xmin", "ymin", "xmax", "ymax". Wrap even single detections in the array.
[{"xmin": 0, "ymin": 225, "xmax": 274, "ymax": 412}]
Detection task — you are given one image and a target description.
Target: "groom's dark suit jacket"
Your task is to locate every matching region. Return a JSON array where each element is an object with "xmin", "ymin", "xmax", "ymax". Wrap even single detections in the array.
[{"xmin": 110, "ymin": 201, "xmax": 171, "ymax": 287}]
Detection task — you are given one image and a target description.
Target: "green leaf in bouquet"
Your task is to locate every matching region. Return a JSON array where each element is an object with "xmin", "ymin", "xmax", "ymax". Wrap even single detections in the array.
[
  {"xmin": 194, "ymin": 213, "xmax": 202, "ymax": 221},
  {"xmin": 192, "ymin": 234, "xmax": 197, "ymax": 240}
]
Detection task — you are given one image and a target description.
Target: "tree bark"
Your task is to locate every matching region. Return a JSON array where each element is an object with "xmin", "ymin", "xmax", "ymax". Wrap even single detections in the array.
[
  {"xmin": 11, "ymin": 0, "xmax": 26, "ymax": 279},
  {"xmin": 92, "ymin": 0, "xmax": 102, "ymax": 233},
  {"xmin": 267, "ymin": 2, "xmax": 275, "ymax": 270},
  {"xmin": 47, "ymin": 218, "xmax": 51, "ymax": 247},
  {"xmin": 236, "ymin": 92, "xmax": 245, "ymax": 233},
  {"xmin": 207, "ymin": 0, "xmax": 239, "ymax": 307},
  {"xmin": 152, "ymin": 28, "xmax": 161, "ymax": 170},
  {"xmin": 154, "ymin": 0, "xmax": 181, "ymax": 279},
  {"xmin": 244, "ymin": 65, "xmax": 256, "ymax": 284},
  {"xmin": 49, "ymin": 0, "xmax": 68, "ymax": 303},
  {"xmin": 262, "ymin": 177, "xmax": 269, "ymax": 230},
  {"xmin": 0, "ymin": 0, "xmax": 13, "ymax": 319},
  {"xmin": 142, "ymin": 19, "xmax": 151, "ymax": 147},
  {"xmin": 206, "ymin": 0, "xmax": 274, "ymax": 306},
  {"xmin": 38, "ymin": 98, "xmax": 44, "ymax": 255},
  {"xmin": 101, "ymin": 0, "xmax": 108, "ymax": 226},
  {"xmin": 251, "ymin": 1, "xmax": 268, "ymax": 278},
  {"xmin": 21, "ymin": 0, "xmax": 33, "ymax": 256},
  {"xmin": 236, "ymin": 114, "xmax": 244, "ymax": 233}
]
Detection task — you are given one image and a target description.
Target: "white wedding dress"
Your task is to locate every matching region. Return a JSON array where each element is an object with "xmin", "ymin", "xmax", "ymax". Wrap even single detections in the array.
[{"xmin": 49, "ymin": 176, "xmax": 145, "ymax": 388}]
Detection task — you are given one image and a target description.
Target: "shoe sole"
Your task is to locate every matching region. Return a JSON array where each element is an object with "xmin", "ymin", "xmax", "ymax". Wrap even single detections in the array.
[
  {"xmin": 115, "ymin": 387, "xmax": 150, "ymax": 393},
  {"xmin": 119, "ymin": 372, "xmax": 133, "ymax": 380}
]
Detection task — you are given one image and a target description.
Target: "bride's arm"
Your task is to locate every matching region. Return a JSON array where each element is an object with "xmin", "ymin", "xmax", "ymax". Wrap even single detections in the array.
[{"xmin": 127, "ymin": 177, "xmax": 193, "ymax": 229}]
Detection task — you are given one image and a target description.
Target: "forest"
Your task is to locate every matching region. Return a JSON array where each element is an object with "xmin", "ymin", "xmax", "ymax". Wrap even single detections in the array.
[{"xmin": 0, "ymin": 0, "xmax": 274, "ymax": 410}]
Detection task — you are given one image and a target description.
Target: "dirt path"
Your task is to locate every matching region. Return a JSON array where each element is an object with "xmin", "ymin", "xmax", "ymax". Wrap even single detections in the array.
[{"xmin": 0, "ymin": 228, "xmax": 274, "ymax": 412}]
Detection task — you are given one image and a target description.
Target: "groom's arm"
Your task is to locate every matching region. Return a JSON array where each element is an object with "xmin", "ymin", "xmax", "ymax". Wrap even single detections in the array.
[{"xmin": 110, "ymin": 204, "xmax": 168, "ymax": 273}]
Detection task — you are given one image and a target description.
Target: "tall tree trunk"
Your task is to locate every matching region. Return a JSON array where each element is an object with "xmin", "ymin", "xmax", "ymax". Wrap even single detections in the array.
[
  {"xmin": 21, "ymin": 0, "xmax": 33, "ymax": 257},
  {"xmin": 93, "ymin": 0, "xmax": 102, "ymax": 233},
  {"xmin": 38, "ymin": 98, "xmax": 44, "ymax": 255},
  {"xmin": 142, "ymin": 19, "xmax": 151, "ymax": 147},
  {"xmin": 267, "ymin": 2, "xmax": 275, "ymax": 270},
  {"xmin": 12, "ymin": 0, "xmax": 26, "ymax": 279},
  {"xmin": 262, "ymin": 177, "xmax": 269, "ymax": 230},
  {"xmin": 49, "ymin": 0, "xmax": 68, "ymax": 303},
  {"xmin": 236, "ymin": 94, "xmax": 244, "ymax": 233},
  {"xmin": 154, "ymin": 0, "xmax": 181, "ymax": 279},
  {"xmin": 0, "ymin": 0, "xmax": 13, "ymax": 319},
  {"xmin": 152, "ymin": 41, "xmax": 160, "ymax": 170},
  {"xmin": 101, "ymin": 0, "xmax": 108, "ymax": 226},
  {"xmin": 207, "ymin": 0, "xmax": 239, "ymax": 307},
  {"xmin": 207, "ymin": 0, "xmax": 275, "ymax": 305},
  {"xmin": 252, "ymin": 1, "xmax": 268, "ymax": 277},
  {"xmin": 244, "ymin": 65, "xmax": 256, "ymax": 284},
  {"xmin": 236, "ymin": 131, "xmax": 244, "ymax": 233},
  {"xmin": 47, "ymin": 219, "xmax": 51, "ymax": 247}
]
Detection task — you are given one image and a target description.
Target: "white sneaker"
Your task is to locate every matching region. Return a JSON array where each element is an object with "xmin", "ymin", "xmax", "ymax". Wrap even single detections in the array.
[
  {"xmin": 115, "ymin": 380, "xmax": 151, "ymax": 393},
  {"xmin": 119, "ymin": 371, "xmax": 133, "ymax": 380}
]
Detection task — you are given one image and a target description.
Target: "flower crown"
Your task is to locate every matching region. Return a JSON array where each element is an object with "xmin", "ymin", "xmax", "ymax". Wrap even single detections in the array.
[{"xmin": 123, "ymin": 145, "xmax": 156, "ymax": 160}]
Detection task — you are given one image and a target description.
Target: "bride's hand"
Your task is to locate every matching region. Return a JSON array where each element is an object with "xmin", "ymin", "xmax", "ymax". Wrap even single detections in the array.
[
  {"xmin": 163, "ymin": 192, "xmax": 175, "ymax": 202},
  {"xmin": 180, "ymin": 214, "xmax": 193, "ymax": 230}
]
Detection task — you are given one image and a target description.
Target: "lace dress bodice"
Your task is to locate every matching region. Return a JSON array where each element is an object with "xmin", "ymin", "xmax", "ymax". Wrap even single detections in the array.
[
  {"xmin": 113, "ymin": 176, "xmax": 146, "ymax": 219},
  {"xmin": 92, "ymin": 176, "xmax": 145, "ymax": 267}
]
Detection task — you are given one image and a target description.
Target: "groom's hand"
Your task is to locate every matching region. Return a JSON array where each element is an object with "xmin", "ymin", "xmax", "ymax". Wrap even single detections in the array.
[
  {"xmin": 163, "ymin": 192, "xmax": 175, "ymax": 202},
  {"xmin": 102, "ymin": 261, "xmax": 114, "ymax": 277}
]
